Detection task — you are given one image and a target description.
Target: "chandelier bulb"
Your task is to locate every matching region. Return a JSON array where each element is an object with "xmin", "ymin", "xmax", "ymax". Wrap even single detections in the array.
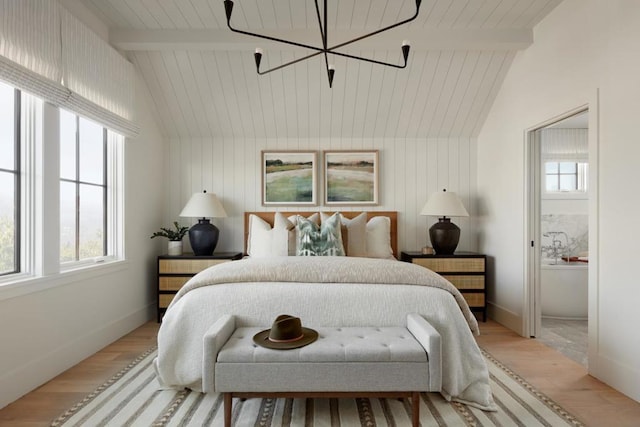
[
  {"xmin": 401, "ymin": 42, "xmax": 411, "ymax": 63},
  {"xmin": 327, "ymin": 65, "xmax": 335, "ymax": 88},
  {"xmin": 254, "ymin": 48, "xmax": 263, "ymax": 71},
  {"xmin": 224, "ymin": 0, "xmax": 234, "ymax": 21}
]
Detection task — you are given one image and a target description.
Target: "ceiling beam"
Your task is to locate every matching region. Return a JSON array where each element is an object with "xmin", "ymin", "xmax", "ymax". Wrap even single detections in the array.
[{"xmin": 110, "ymin": 28, "xmax": 532, "ymax": 52}]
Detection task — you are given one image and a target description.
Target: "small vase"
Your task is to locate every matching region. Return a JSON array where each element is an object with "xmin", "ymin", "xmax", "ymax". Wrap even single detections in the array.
[{"xmin": 168, "ymin": 240, "xmax": 183, "ymax": 256}]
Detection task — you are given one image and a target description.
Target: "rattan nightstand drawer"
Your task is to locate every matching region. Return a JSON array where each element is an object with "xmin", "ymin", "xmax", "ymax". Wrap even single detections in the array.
[
  {"xmin": 159, "ymin": 294, "xmax": 175, "ymax": 308},
  {"xmin": 442, "ymin": 275, "xmax": 485, "ymax": 290},
  {"xmin": 159, "ymin": 276, "xmax": 191, "ymax": 291},
  {"xmin": 158, "ymin": 258, "xmax": 229, "ymax": 274},
  {"xmin": 412, "ymin": 257, "xmax": 485, "ymax": 273},
  {"xmin": 462, "ymin": 293, "xmax": 485, "ymax": 307}
]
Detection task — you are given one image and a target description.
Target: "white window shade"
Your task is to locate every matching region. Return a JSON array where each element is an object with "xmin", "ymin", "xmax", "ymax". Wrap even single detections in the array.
[
  {"xmin": 0, "ymin": 55, "xmax": 69, "ymax": 106},
  {"xmin": 60, "ymin": 7, "xmax": 138, "ymax": 136},
  {"xmin": 0, "ymin": 0, "xmax": 139, "ymax": 137},
  {"xmin": 0, "ymin": 0, "xmax": 61, "ymax": 85},
  {"xmin": 541, "ymin": 129, "xmax": 588, "ymax": 162}
]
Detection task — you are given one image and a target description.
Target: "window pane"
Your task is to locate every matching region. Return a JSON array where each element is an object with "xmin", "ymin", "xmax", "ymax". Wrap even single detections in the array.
[
  {"xmin": 60, "ymin": 110, "xmax": 77, "ymax": 180},
  {"xmin": 559, "ymin": 175, "xmax": 577, "ymax": 190},
  {"xmin": 60, "ymin": 181, "xmax": 77, "ymax": 262},
  {"xmin": 545, "ymin": 162, "xmax": 558, "ymax": 174},
  {"xmin": 79, "ymin": 118, "xmax": 104, "ymax": 184},
  {"xmin": 79, "ymin": 184, "xmax": 104, "ymax": 259},
  {"xmin": 546, "ymin": 175, "xmax": 558, "ymax": 191},
  {"xmin": 0, "ymin": 172, "xmax": 16, "ymax": 274},
  {"xmin": 559, "ymin": 162, "xmax": 577, "ymax": 173},
  {"xmin": 0, "ymin": 82, "xmax": 15, "ymax": 170}
]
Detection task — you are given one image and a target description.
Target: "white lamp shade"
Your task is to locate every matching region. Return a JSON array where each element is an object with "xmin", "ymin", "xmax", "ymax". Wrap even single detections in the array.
[
  {"xmin": 420, "ymin": 190, "xmax": 469, "ymax": 217},
  {"xmin": 179, "ymin": 191, "xmax": 228, "ymax": 218}
]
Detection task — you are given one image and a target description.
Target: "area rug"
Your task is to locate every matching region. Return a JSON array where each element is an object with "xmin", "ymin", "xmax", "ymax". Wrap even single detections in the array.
[{"xmin": 51, "ymin": 347, "xmax": 584, "ymax": 427}]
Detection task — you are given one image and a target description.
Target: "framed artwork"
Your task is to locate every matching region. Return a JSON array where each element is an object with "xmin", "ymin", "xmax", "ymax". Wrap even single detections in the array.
[
  {"xmin": 262, "ymin": 151, "xmax": 318, "ymax": 206},
  {"xmin": 324, "ymin": 150, "xmax": 379, "ymax": 205}
]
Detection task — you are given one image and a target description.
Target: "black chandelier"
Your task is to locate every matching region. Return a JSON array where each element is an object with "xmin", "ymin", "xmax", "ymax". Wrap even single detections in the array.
[{"xmin": 224, "ymin": 0, "xmax": 422, "ymax": 88}]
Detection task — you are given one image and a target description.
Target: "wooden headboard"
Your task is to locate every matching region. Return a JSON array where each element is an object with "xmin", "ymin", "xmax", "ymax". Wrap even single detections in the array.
[{"xmin": 244, "ymin": 211, "xmax": 399, "ymax": 258}]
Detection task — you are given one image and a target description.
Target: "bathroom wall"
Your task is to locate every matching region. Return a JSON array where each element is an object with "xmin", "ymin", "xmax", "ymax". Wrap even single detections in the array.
[{"xmin": 541, "ymin": 213, "xmax": 588, "ymax": 258}]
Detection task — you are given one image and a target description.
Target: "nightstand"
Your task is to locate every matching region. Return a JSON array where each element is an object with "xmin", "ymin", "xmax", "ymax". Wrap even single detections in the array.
[
  {"xmin": 400, "ymin": 251, "xmax": 487, "ymax": 321},
  {"xmin": 157, "ymin": 252, "xmax": 242, "ymax": 322}
]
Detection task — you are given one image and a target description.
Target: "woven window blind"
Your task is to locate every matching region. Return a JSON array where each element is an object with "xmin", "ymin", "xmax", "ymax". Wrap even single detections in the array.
[
  {"xmin": 0, "ymin": 0, "xmax": 139, "ymax": 137},
  {"xmin": 541, "ymin": 129, "xmax": 588, "ymax": 162}
]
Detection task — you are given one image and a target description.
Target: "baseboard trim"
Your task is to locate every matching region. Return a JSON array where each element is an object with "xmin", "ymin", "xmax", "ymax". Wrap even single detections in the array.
[
  {"xmin": 487, "ymin": 302, "xmax": 524, "ymax": 336},
  {"xmin": 592, "ymin": 353, "xmax": 640, "ymax": 403},
  {"xmin": 0, "ymin": 303, "xmax": 154, "ymax": 409}
]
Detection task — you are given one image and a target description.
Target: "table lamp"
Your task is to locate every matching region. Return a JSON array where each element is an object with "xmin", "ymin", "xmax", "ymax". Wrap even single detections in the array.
[
  {"xmin": 179, "ymin": 191, "xmax": 228, "ymax": 256},
  {"xmin": 420, "ymin": 189, "xmax": 469, "ymax": 254}
]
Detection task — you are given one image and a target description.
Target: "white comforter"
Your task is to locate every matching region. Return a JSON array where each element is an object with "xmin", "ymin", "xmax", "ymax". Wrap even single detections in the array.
[{"xmin": 154, "ymin": 257, "xmax": 496, "ymax": 410}]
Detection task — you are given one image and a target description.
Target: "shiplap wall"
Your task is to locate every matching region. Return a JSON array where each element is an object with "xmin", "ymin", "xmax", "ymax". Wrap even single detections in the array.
[{"xmin": 164, "ymin": 137, "xmax": 477, "ymax": 254}]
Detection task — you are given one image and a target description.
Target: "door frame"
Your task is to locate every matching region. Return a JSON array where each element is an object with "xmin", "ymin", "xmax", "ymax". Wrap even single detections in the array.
[{"xmin": 523, "ymin": 97, "xmax": 599, "ymax": 365}]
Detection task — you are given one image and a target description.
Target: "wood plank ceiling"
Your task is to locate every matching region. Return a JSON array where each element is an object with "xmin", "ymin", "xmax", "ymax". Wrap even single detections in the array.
[{"xmin": 78, "ymin": 0, "xmax": 563, "ymax": 139}]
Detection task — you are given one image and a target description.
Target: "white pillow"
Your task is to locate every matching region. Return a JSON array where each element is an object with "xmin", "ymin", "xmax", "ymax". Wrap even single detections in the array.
[
  {"xmin": 247, "ymin": 213, "xmax": 291, "ymax": 257},
  {"xmin": 287, "ymin": 213, "xmax": 319, "ymax": 256},
  {"xmin": 366, "ymin": 216, "xmax": 394, "ymax": 259},
  {"xmin": 321, "ymin": 212, "xmax": 367, "ymax": 257}
]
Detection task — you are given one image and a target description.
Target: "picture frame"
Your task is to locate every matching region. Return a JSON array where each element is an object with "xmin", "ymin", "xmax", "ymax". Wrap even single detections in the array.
[
  {"xmin": 324, "ymin": 150, "xmax": 379, "ymax": 205},
  {"xmin": 262, "ymin": 150, "xmax": 318, "ymax": 206}
]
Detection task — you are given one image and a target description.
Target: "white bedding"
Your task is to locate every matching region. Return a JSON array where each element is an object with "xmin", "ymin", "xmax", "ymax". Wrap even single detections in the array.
[{"xmin": 154, "ymin": 257, "xmax": 496, "ymax": 410}]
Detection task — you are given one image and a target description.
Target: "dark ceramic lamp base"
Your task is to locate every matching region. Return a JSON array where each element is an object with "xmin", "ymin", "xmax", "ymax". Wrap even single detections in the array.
[
  {"xmin": 429, "ymin": 217, "xmax": 460, "ymax": 255},
  {"xmin": 189, "ymin": 218, "xmax": 220, "ymax": 256}
]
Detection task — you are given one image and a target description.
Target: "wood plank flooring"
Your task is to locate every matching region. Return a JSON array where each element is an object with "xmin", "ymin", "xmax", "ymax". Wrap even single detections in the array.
[{"xmin": 0, "ymin": 319, "xmax": 639, "ymax": 426}]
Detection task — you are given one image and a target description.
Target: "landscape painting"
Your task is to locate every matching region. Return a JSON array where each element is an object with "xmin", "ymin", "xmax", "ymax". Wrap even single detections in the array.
[
  {"xmin": 262, "ymin": 151, "xmax": 317, "ymax": 206},
  {"xmin": 324, "ymin": 150, "xmax": 379, "ymax": 205}
]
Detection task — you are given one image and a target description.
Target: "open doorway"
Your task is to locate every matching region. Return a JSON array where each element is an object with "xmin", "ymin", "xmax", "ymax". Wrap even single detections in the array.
[{"xmin": 526, "ymin": 109, "xmax": 590, "ymax": 367}]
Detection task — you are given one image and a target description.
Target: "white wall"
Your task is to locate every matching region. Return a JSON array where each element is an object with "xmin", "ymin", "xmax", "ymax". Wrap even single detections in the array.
[
  {"xmin": 164, "ymin": 137, "xmax": 479, "ymax": 255},
  {"xmin": 0, "ymin": 72, "xmax": 165, "ymax": 409},
  {"xmin": 477, "ymin": 0, "xmax": 640, "ymax": 402}
]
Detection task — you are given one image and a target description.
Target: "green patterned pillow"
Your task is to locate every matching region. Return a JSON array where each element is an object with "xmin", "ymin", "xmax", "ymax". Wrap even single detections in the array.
[{"xmin": 296, "ymin": 213, "xmax": 346, "ymax": 256}]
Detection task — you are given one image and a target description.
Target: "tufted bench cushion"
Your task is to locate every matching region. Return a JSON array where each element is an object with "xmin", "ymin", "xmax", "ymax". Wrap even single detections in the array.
[{"xmin": 216, "ymin": 326, "xmax": 429, "ymax": 392}]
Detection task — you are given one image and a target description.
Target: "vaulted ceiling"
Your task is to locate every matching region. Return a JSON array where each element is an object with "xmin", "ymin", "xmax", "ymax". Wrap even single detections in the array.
[{"xmin": 77, "ymin": 0, "xmax": 563, "ymax": 139}]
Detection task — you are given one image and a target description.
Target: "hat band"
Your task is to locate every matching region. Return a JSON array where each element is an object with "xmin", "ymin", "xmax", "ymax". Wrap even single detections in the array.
[{"xmin": 268, "ymin": 333, "xmax": 304, "ymax": 343}]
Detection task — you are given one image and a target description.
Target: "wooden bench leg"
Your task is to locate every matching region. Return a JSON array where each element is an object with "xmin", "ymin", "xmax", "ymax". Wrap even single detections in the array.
[
  {"xmin": 224, "ymin": 392, "xmax": 232, "ymax": 427},
  {"xmin": 412, "ymin": 391, "xmax": 420, "ymax": 427},
  {"xmin": 224, "ymin": 391, "xmax": 420, "ymax": 426}
]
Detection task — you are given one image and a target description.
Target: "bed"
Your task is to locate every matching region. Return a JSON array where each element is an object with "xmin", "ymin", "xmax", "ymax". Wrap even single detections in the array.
[{"xmin": 154, "ymin": 211, "xmax": 496, "ymax": 410}]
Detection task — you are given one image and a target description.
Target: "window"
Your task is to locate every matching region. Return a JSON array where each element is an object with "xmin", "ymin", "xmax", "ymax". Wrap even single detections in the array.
[
  {"xmin": 59, "ymin": 110, "xmax": 107, "ymax": 263},
  {"xmin": 545, "ymin": 161, "xmax": 588, "ymax": 193},
  {"xmin": 0, "ymin": 87, "xmax": 123, "ymax": 288},
  {"xmin": 0, "ymin": 81, "xmax": 19, "ymax": 276}
]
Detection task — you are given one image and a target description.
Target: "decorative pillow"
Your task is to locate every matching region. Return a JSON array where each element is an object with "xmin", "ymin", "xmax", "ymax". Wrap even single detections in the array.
[
  {"xmin": 247, "ymin": 213, "xmax": 291, "ymax": 257},
  {"xmin": 287, "ymin": 213, "xmax": 319, "ymax": 255},
  {"xmin": 296, "ymin": 213, "xmax": 345, "ymax": 256},
  {"xmin": 365, "ymin": 216, "xmax": 394, "ymax": 259},
  {"xmin": 340, "ymin": 212, "xmax": 367, "ymax": 257}
]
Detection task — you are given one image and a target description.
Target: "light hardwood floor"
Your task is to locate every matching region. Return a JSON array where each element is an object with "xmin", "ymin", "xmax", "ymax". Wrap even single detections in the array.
[{"xmin": 1, "ymin": 320, "xmax": 639, "ymax": 426}]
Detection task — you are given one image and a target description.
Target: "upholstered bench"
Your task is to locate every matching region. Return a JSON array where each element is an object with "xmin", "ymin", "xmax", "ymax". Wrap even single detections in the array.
[{"xmin": 202, "ymin": 313, "xmax": 441, "ymax": 427}]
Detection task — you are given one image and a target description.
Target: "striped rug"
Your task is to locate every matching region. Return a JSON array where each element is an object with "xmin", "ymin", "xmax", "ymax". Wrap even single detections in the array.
[{"xmin": 51, "ymin": 348, "xmax": 584, "ymax": 427}]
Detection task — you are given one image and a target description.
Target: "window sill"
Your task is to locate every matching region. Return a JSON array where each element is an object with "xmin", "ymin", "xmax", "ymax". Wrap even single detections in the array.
[
  {"xmin": 542, "ymin": 192, "xmax": 588, "ymax": 200},
  {"xmin": 0, "ymin": 259, "xmax": 130, "ymax": 302}
]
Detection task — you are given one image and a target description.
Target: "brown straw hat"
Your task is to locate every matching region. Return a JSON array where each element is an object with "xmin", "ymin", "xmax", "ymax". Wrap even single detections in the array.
[{"xmin": 253, "ymin": 314, "xmax": 318, "ymax": 350}]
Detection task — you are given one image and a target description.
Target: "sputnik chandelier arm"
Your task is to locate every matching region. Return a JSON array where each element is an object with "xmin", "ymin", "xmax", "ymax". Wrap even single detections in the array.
[{"xmin": 223, "ymin": 0, "xmax": 422, "ymax": 88}]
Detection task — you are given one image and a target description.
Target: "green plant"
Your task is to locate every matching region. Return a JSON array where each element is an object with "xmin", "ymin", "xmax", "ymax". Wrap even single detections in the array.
[{"xmin": 151, "ymin": 221, "xmax": 189, "ymax": 241}]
